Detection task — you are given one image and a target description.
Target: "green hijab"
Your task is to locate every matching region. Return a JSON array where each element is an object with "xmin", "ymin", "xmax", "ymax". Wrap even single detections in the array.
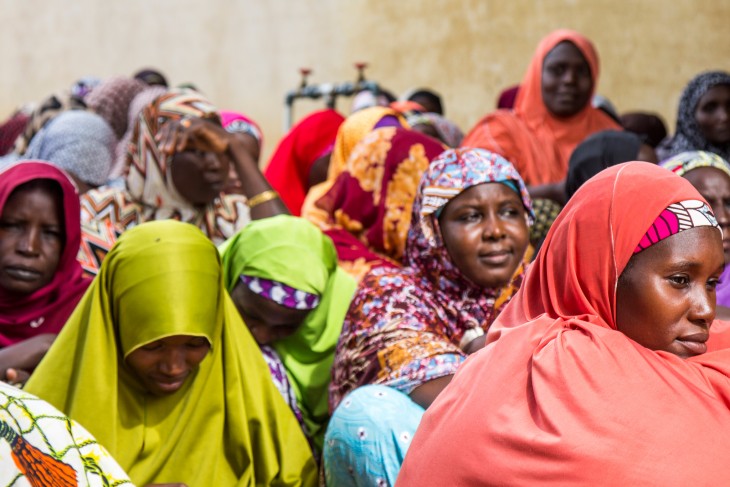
[
  {"xmin": 26, "ymin": 220, "xmax": 317, "ymax": 486},
  {"xmin": 219, "ymin": 215, "xmax": 356, "ymax": 450}
]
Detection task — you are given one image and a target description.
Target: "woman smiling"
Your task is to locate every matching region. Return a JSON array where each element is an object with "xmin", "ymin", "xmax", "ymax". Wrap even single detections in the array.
[{"xmin": 397, "ymin": 162, "xmax": 730, "ymax": 486}]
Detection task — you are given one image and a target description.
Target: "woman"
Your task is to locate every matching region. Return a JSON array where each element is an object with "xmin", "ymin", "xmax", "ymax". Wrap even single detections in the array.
[
  {"xmin": 0, "ymin": 161, "xmax": 90, "ymax": 383},
  {"xmin": 264, "ymin": 109, "xmax": 345, "ymax": 215},
  {"xmin": 566, "ymin": 129, "xmax": 658, "ymax": 199},
  {"xmin": 219, "ymin": 109, "xmax": 265, "ymax": 195},
  {"xmin": 0, "ymin": 381, "xmax": 132, "ymax": 486},
  {"xmin": 660, "ymin": 151, "xmax": 730, "ymax": 307},
  {"xmin": 1, "ymin": 110, "xmax": 117, "ymax": 193},
  {"xmin": 304, "ymin": 127, "xmax": 446, "ymax": 281},
  {"xmin": 397, "ymin": 162, "xmax": 730, "ymax": 485},
  {"xmin": 220, "ymin": 215, "xmax": 357, "ymax": 453},
  {"xmin": 462, "ymin": 29, "xmax": 621, "ymax": 202},
  {"xmin": 25, "ymin": 220, "xmax": 317, "ymax": 486},
  {"xmin": 80, "ymin": 89, "xmax": 286, "ymax": 252},
  {"xmin": 324, "ymin": 148, "xmax": 533, "ymax": 486},
  {"xmin": 657, "ymin": 70, "xmax": 730, "ymax": 161}
]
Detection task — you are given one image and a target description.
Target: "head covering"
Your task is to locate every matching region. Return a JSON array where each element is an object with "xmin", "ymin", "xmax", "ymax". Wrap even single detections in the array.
[
  {"xmin": 398, "ymin": 162, "xmax": 730, "ymax": 486},
  {"xmin": 406, "ymin": 112, "xmax": 464, "ymax": 148},
  {"xmin": 0, "ymin": 161, "xmax": 91, "ymax": 347},
  {"xmin": 620, "ymin": 111, "xmax": 668, "ymax": 148},
  {"xmin": 566, "ymin": 129, "xmax": 643, "ymax": 198},
  {"xmin": 660, "ymin": 150, "xmax": 730, "ymax": 179},
  {"xmin": 70, "ymin": 76, "xmax": 102, "ymax": 99},
  {"xmin": 634, "ymin": 199, "xmax": 719, "ymax": 253},
  {"xmin": 109, "ymin": 85, "xmax": 167, "ymax": 179},
  {"xmin": 25, "ymin": 220, "xmax": 317, "ymax": 486},
  {"xmin": 264, "ymin": 109, "xmax": 345, "ymax": 215},
  {"xmin": 463, "ymin": 29, "xmax": 621, "ymax": 185},
  {"xmin": 220, "ymin": 215, "xmax": 357, "ymax": 451},
  {"xmin": 330, "ymin": 148, "xmax": 533, "ymax": 409},
  {"xmin": 85, "ymin": 76, "xmax": 147, "ymax": 140},
  {"xmin": 304, "ymin": 127, "xmax": 446, "ymax": 281},
  {"xmin": 79, "ymin": 89, "xmax": 250, "ymax": 247},
  {"xmin": 0, "ymin": 381, "xmax": 131, "ymax": 485},
  {"xmin": 0, "ymin": 111, "xmax": 29, "ymax": 156},
  {"xmin": 658, "ymin": 71, "xmax": 730, "ymax": 161},
  {"xmin": 496, "ymin": 85, "xmax": 520, "ymax": 109},
  {"xmin": 21, "ymin": 111, "xmax": 116, "ymax": 186},
  {"xmin": 241, "ymin": 275, "xmax": 320, "ymax": 309},
  {"xmin": 220, "ymin": 110, "xmax": 264, "ymax": 148},
  {"xmin": 13, "ymin": 92, "xmax": 87, "ymax": 155},
  {"xmin": 133, "ymin": 68, "xmax": 168, "ymax": 87}
]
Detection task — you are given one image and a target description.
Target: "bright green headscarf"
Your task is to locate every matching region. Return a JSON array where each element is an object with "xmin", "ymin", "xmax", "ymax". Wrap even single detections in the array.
[
  {"xmin": 26, "ymin": 220, "xmax": 317, "ymax": 486},
  {"xmin": 219, "ymin": 215, "xmax": 356, "ymax": 451}
]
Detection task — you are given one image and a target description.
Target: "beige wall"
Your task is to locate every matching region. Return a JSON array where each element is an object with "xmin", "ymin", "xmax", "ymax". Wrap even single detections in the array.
[{"xmin": 1, "ymin": 0, "xmax": 728, "ymax": 162}]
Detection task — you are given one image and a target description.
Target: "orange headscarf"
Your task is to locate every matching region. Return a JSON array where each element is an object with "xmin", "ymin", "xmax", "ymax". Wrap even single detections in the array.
[
  {"xmin": 462, "ymin": 30, "xmax": 621, "ymax": 185},
  {"xmin": 397, "ymin": 162, "xmax": 730, "ymax": 486}
]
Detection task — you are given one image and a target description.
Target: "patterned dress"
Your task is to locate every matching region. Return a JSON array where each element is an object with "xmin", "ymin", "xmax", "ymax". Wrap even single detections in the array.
[{"xmin": 0, "ymin": 382, "xmax": 131, "ymax": 487}]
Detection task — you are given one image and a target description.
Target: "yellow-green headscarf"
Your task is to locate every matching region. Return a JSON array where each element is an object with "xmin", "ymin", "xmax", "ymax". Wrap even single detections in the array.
[
  {"xmin": 219, "ymin": 215, "xmax": 356, "ymax": 451},
  {"xmin": 26, "ymin": 220, "xmax": 317, "ymax": 486}
]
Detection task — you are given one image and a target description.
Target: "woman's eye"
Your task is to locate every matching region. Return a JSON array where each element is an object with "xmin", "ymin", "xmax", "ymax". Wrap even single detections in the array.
[
  {"xmin": 548, "ymin": 65, "xmax": 565, "ymax": 76},
  {"xmin": 668, "ymin": 275, "xmax": 690, "ymax": 286},
  {"xmin": 708, "ymin": 278, "xmax": 720, "ymax": 290},
  {"xmin": 186, "ymin": 339, "xmax": 209, "ymax": 349},
  {"xmin": 459, "ymin": 212, "xmax": 480, "ymax": 222},
  {"xmin": 142, "ymin": 343, "xmax": 163, "ymax": 351},
  {"xmin": 500, "ymin": 207, "xmax": 521, "ymax": 218}
]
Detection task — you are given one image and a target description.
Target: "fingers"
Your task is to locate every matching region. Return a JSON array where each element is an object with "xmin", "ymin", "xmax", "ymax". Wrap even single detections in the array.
[{"xmin": 4, "ymin": 368, "xmax": 30, "ymax": 387}]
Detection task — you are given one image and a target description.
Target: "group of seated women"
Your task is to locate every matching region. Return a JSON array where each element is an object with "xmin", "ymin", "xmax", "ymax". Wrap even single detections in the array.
[{"xmin": 1, "ymin": 27, "xmax": 730, "ymax": 486}]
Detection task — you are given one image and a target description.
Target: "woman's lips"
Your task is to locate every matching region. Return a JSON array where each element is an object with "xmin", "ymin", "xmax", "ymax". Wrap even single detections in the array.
[
  {"xmin": 676, "ymin": 333, "xmax": 709, "ymax": 356},
  {"xmin": 478, "ymin": 250, "xmax": 512, "ymax": 266},
  {"xmin": 4, "ymin": 266, "xmax": 42, "ymax": 282}
]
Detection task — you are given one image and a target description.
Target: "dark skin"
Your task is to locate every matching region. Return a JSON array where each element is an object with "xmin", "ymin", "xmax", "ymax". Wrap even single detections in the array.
[
  {"xmin": 156, "ymin": 117, "xmax": 289, "ymax": 219},
  {"xmin": 616, "ymin": 226, "xmax": 723, "ymax": 358},
  {"xmin": 0, "ymin": 184, "xmax": 64, "ymax": 385},
  {"xmin": 409, "ymin": 183, "xmax": 530, "ymax": 409},
  {"xmin": 529, "ymin": 41, "xmax": 593, "ymax": 203},
  {"xmin": 307, "ymin": 153, "xmax": 333, "ymax": 190},
  {"xmin": 695, "ymin": 84, "xmax": 730, "ymax": 146}
]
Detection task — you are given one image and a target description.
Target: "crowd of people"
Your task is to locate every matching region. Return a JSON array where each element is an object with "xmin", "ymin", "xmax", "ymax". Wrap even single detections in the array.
[{"xmin": 0, "ymin": 28, "xmax": 729, "ymax": 486}]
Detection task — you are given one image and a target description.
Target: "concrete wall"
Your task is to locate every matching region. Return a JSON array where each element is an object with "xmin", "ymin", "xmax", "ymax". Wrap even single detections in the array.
[{"xmin": 1, "ymin": 0, "xmax": 728, "ymax": 162}]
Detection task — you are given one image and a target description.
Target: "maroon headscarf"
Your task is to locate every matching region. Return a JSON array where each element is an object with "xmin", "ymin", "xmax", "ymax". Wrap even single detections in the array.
[{"xmin": 0, "ymin": 161, "xmax": 91, "ymax": 347}]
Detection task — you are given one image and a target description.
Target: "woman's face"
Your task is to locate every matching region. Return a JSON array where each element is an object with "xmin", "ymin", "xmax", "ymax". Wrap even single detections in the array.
[
  {"xmin": 125, "ymin": 334, "xmax": 211, "ymax": 396},
  {"xmin": 230, "ymin": 282, "xmax": 311, "ymax": 345},
  {"xmin": 439, "ymin": 182, "xmax": 529, "ymax": 288},
  {"xmin": 171, "ymin": 149, "xmax": 230, "ymax": 205},
  {"xmin": 541, "ymin": 41, "xmax": 594, "ymax": 118},
  {"xmin": 694, "ymin": 84, "xmax": 730, "ymax": 146},
  {"xmin": 616, "ymin": 226, "xmax": 724, "ymax": 358},
  {"xmin": 0, "ymin": 184, "xmax": 63, "ymax": 295},
  {"xmin": 684, "ymin": 167, "xmax": 730, "ymax": 262}
]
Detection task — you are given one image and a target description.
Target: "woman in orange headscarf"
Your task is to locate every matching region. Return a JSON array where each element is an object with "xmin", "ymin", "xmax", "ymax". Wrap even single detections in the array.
[
  {"xmin": 462, "ymin": 30, "xmax": 621, "ymax": 202},
  {"xmin": 397, "ymin": 162, "xmax": 730, "ymax": 486}
]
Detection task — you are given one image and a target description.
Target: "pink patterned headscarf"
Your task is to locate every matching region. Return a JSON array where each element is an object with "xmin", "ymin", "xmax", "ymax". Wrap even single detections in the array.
[{"xmin": 634, "ymin": 199, "xmax": 720, "ymax": 253}]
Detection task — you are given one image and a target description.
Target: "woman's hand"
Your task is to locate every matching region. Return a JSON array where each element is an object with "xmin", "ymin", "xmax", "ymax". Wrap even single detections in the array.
[
  {"xmin": 0, "ymin": 333, "xmax": 56, "ymax": 386},
  {"xmin": 461, "ymin": 334, "xmax": 487, "ymax": 355},
  {"xmin": 156, "ymin": 117, "xmax": 230, "ymax": 157}
]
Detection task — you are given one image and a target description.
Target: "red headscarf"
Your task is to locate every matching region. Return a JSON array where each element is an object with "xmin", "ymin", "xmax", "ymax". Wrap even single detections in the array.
[
  {"xmin": 0, "ymin": 161, "xmax": 90, "ymax": 347},
  {"xmin": 264, "ymin": 109, "xmax": 344, "ymax": 215},
  {"xmin": 397, "ymin": 162, "xmax": 730, "ymax": 486},
  {"xmin": 462, "ymin": 30, "xmax": 621, "ymax": 185}
]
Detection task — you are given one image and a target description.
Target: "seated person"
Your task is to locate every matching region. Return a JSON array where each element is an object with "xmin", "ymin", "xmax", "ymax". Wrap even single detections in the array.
[
  {"xmin": 25, "ymin": 220, "xmax": 317, "ymax": 486},
  {"xmin": 80, "ymin": 89, "xmax": 285, "ymax": 250},
  {"xmin": 220, "ymin": 214, "xmax": 357, "ymax": 454},
  {"xmin": 657, "ymin": 70, "xmax": 730, "ymax": 161},
  {"xmin": 463, "ymin": 29, "xmax": 621, "ymax": 204},
  {"xmin": 264, "ymin": 109, "xmax": 345, "ymax": 215},
  {"xmin": 0, "ymin": 161, "xmax": 90, "ymax": 384},
  {"xmin": 324, "ymin": 148, "xmax": 533, "ymax": 485},
  {"xmin": 660, "ymin": 151, "xmax": 730, "ymax": 310},
  {"xmin": 398, "ymin": 162, "xmax": 730, "ymax": 485}
]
